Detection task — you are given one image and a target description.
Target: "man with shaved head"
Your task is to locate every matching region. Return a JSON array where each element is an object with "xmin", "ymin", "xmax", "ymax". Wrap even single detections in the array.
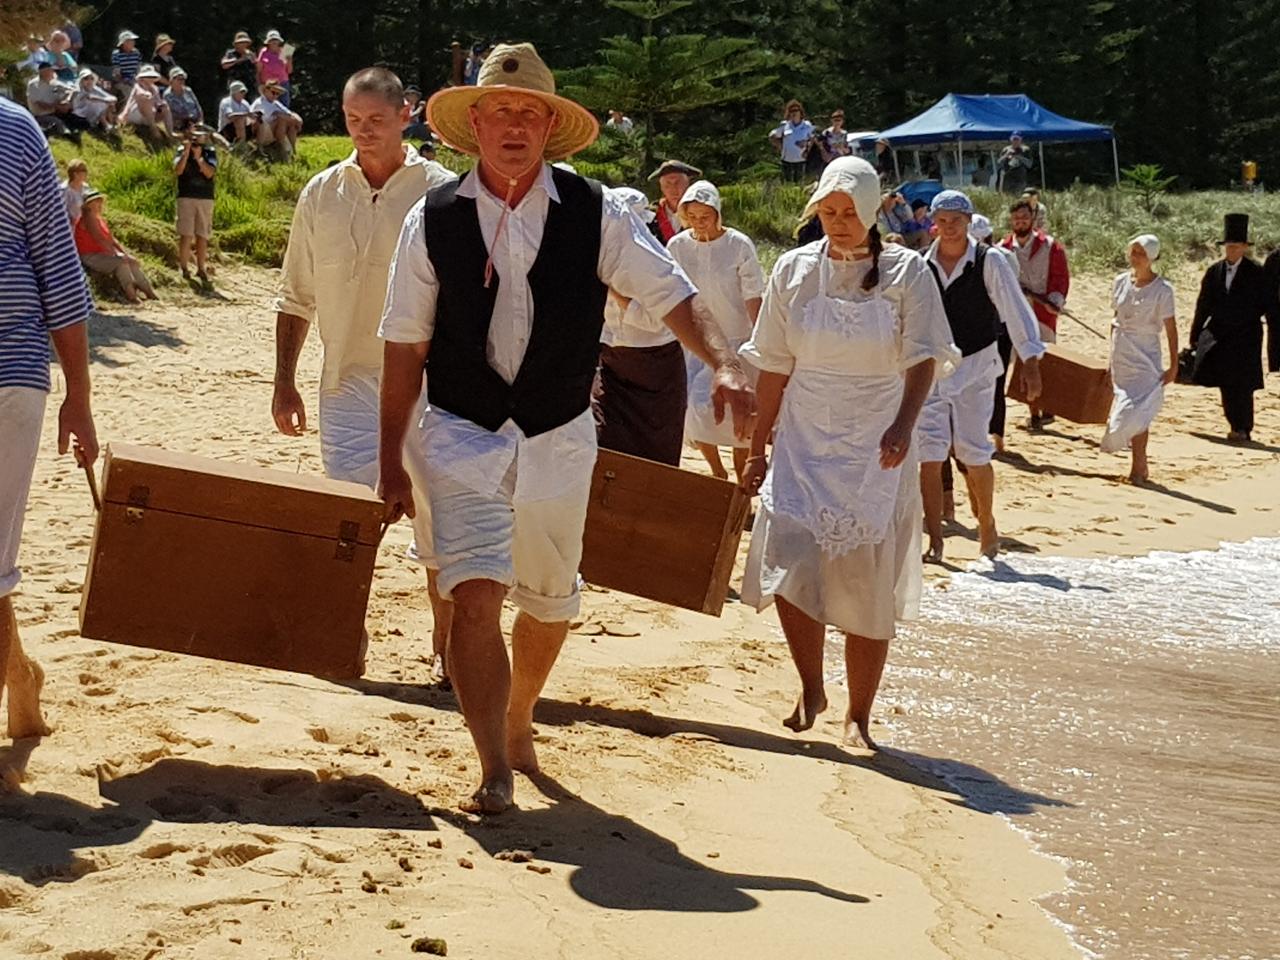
[{"xmin": 272, "ymin": 67, "xmax": 457, "ymax": 680}]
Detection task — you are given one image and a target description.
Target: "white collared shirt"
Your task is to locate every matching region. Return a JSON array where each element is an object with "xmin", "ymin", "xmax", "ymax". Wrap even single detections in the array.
[
  {"xmin": 1225, "ymin": 259, "xmax": 1240, "ymax": 291},
  {"xmin": 275, "ymin": 145, "xmax": 456, "ymax": 392},
  {"xmin": 924, "ymin": 237, "xmax": 1045, "ymax": 392},
  {"xmin": 381, "ymin": 164, "xmax": 696, "ymax": 501}
]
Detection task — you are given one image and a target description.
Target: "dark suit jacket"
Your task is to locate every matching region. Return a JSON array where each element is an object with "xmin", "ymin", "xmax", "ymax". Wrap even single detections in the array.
[{"xmin": 1190, "ymin": 257, "xmax": 1278, "ymax": 390}]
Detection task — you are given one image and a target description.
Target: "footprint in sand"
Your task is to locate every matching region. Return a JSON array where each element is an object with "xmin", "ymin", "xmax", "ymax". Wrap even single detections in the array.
[{"xmin": 187, "ymin": 842, "xmax": 276, "ymax": 869}]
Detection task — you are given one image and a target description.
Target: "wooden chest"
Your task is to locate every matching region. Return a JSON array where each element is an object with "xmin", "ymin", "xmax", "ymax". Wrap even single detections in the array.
[
  {"xmin": 580, "ymin": 450, "xmax": 750, "ymax": 616},
  {"xmin": 79, "ymin": 444, "xmax": 383, "ymax": 679},
  {"xmin": 1008, "ymin": 345, "xmax": 1114, "ymax": 424}
]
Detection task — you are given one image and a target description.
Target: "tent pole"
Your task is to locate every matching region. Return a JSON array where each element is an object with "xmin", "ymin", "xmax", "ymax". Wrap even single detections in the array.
[
  {"xmin": 914, "ymin": 149, "xmax": 920, "ymax": 179},
  {"xmin": 1038, "ymin": 142, "xmax": 1046, "ymax": 189},
  {"xmin": 893, "ymin": 149, "xmax": 900, "ymax": 182},
  {"xmin": 956, "ymin": 140, "xmax": 963, "ymax": 187},
  {"xmin": 1112, "ymin": 138, "xmax": 1120, "ymax": 185}
]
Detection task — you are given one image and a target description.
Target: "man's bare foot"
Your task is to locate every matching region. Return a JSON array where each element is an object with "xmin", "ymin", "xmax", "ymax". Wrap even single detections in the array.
[
  {"xmin": 783, "ymin": 687, "xmax": 827, "ymax": 732},
  {"xmin": 978, "ymin": 521, "xmax": 1000, "ymax": 560},
  {"xmin": 992, "ymin": 434, "xmax": 1005, "ymax": 453},
  {"xmin": 459, "ymin": 775, "xmax": 514, "ymax": 815},
  {"xmin": 505, "ymin": 721, "xmax": 540, "ymax": 775},
  {"xmin": 7, "ymin": 658, "xmax": 51, "ymax": 740},
  {"xmin": 843, "ymin": 711, "xmax": 880, "ymax": 751},
  {"xmin": 942, "ymin": 490, "xmax": 956, "ymax": 523},
  {"xmin": 428, "ymin": 652, "xmax": 450, "ymax": 689},
  {"xmin": 923, "ymin": 538, "xmax": 945, "ymax": 564},
  {"xmin": 1127, "ymin": 472, "xmax": 1149, "ymax": 485}
]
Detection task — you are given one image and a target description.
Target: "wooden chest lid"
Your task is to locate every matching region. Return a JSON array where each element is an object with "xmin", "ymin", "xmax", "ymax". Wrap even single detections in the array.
[{"xmin": 100, "ymin": 443, "xmax": 384, "ymax": 545}]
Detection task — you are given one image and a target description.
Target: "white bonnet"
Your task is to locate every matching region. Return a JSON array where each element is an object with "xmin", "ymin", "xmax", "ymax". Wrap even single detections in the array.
[
  {"xmin": 1129, "ymin": 233, "xmax": 1160, "ymax": 261},
  {"xmin": 678, "ymin": 179, "xmax": 722, "ymax": 218},
  {"xmin": 801, "ymin": 156, "xmax": 880, "ymax": 229}
]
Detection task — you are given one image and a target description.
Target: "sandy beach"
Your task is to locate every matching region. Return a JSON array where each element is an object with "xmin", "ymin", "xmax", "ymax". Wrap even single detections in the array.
[{"xmin": 1, "ymin": 261, "xmax": 1276, "ymax": 959}]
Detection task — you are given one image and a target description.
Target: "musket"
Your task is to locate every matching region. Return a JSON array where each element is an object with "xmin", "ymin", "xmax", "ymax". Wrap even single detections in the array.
[{"xmin": 1021, "ymin": 287, "xmax": 1108, "ymax": 339}]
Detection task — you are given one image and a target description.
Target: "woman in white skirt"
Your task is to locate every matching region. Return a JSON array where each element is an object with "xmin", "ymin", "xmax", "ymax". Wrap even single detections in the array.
[
  {"xmin": 739, "ymin": 157, "xmax": 958, "ymax": 748},
  {"xmin": 668, "ymin": 180, "xmax": 765, "ymax": 484},
  {"xmin": 1100, "ymin": 234, "xmax": 1177, "ymax": 483}
]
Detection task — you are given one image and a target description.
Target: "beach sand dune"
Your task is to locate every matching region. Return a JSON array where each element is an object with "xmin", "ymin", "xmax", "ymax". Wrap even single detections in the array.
[{"xmin": 2, "ymin": 264, "xmax": 1273, "ymax": 958}]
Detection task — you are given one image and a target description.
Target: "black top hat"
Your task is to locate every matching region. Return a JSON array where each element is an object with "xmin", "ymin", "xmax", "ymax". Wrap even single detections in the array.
[{"xmin": 1219, "ymin": 213, "xmax": 1252, "ymax": 245}]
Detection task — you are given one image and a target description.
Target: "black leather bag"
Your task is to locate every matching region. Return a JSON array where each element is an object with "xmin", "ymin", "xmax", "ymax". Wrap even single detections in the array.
[{"xmin": 1177, "ymin": 330, "xmax": 1217, "ymax": 385}]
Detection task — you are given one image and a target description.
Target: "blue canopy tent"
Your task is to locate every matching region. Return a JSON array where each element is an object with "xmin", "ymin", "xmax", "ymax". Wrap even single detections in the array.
[{"xmin": 861, "ymin": 93, "xmax": 1119, "ymax": 187}]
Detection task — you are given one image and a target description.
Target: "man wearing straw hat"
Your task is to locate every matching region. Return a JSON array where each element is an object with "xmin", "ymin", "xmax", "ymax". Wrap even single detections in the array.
[{"xmin": 379, "ymin": 43, "xmax": 753, "ymax": 814}]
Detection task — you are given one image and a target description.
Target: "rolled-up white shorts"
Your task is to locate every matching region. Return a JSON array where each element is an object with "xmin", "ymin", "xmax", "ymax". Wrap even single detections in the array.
[
  {"xmin": 426, "ymin": 464, "xmax": 591, "ymax": 624},
  {"xmin": 317, "ymin": 372, "xmax": 435, "ymax": 566},
  {"xmin": 0, "ymin": 387, "xmax": 48, "ymax": 599},
  {"xmin": 917, "ymin": 375, "xmax": 997, "ymax": 467}
]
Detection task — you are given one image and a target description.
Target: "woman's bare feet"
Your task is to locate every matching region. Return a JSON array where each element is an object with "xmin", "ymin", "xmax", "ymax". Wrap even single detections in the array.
[
  {"xmin": 783, "ymin": 687, "xmax": 828, "ymax": 732},
  {"xmin": 7, "ymin": 658, "xmax": 50, "ymax": 740},
  {"xmin": 978, "ymin": 520, "xmax": 1000, "ymax": 560},
  {"xmin": 505, "ymin": 719, "xmax": 540, "ymax": 775},
  {"xmin": 842, "ymin": 711, "xmax": 880, "ymax": 751},
  {"xmin": 460, "ymin": 775, "xmax": 514, "ymax": 815}
]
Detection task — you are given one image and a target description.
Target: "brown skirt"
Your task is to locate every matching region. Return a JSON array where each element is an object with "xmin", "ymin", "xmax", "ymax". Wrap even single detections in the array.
[{"xmin": 593, "ymin": 341, "xmax": 688, "ymax": 466}]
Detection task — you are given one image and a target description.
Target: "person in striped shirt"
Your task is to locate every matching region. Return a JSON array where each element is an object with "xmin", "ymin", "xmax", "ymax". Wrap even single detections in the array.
[
  {"xmin": 0, "ymin": 98, "xmax": 98, "ymax": 740},
  {"xmin": 110, "ymin": 30, "xmax": 142, "ymax": 90}
]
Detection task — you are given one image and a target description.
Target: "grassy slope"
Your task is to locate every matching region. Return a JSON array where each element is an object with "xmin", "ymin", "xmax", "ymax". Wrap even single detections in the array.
[{"xmin": 50, "ymin": 135, "xmax": 1280, "ymax": 286}]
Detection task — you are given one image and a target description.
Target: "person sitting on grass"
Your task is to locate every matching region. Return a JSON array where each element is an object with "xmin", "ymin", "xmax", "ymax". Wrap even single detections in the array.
[
  {"xmin": 121, "ymin": 64, "xmax": 173, "ymax": 146},
  {"xmin": 163, "ymin": 67, "xmax": 203, "ymax": 133},
  {"xmin": 111, "ymin": 30, "xmax": 142, "ymax": 91},
  {"xmin": 61, "ymin": 158, "xmax": 89, "ymax": 225},
  {"xmin": 403, "ymin": 84, "xmax": 430, "ymax": 139},
  {"xmin": 71, "ymin": 69, "xmax": 118, "ymax": 136},
  {"xmin": 73, "ymin": 189, "xmax": 158, "ymax": 304},
  {"xmin": 218, "ymin": 80, "xmax": 255, "ymax": 145},
  {"xmin": 250, "ymin": 80, "xmax": 302, "ymax": 160},
  {"xmin": 174, "ymin": 125, "xmax": 217, "ymax": 284},
  {"xmin": 46, "ymin": 30, "xmax": 78, "ymax": 83},
  {"xmin": 26, "ymin": 63, "xmax": 85, "ymax": 143}
]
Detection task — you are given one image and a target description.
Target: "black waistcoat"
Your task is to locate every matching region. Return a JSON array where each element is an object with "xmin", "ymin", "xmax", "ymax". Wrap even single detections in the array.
[
  {"xmin": 927, "ymin": 245, "xmax": 1002, "ymax": 357},
  {"xmin": 423, "ymin": 168, "xmax": 607, "ymax": 437}
]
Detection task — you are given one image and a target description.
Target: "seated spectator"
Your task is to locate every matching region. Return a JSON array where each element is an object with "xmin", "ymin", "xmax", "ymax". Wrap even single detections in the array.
[
  {"xmin": 403, "ymin": 85, "xmax": 430, "ymax": 139},
  {"xmin": 257, "ymin": 30, "xmax": 293, "ymax": 106},
  {"xmin": 62, "ymin": 158, "xmax": 89, "ymax": 224},
  {"xmin": 905, "ymin": 198, "xmax": 933, "ymax": 250},
  {"xmin": 72, "ymin": 69, "xmax": 118, "ymax": 135},
  {"xmin": 74, "ymin": 189, "xmax": 158, "ymax": 304},
  {"xmin": 605, "ymin": 109, "xmax": 634, "ymax": 134},
  {"xmin": 250, "ymin": 80, "xmax": 301, "ymax": 159},
  {"xmin": 111, "ymin": 30, "xmax": 142, "ymax": 90},
  {"xmin": 218, "ymin": 80, "xmax": 255, "ymax": 145},
  {"xmin": 876, "ymin": 190, "xmax": 912, "ymax": 236},
  {"xmin": 16, "ymin": 35, "xmax": 52, "ymax": 74},
  {"xmin": 152, "ymin": 34, "xmax": 180, "ymax": 86},
  {"xmin": 47, "ymin": 31, "xmax": 78, "ymax": 82},
  {"xmin": 122, "ymin": 64, "xmax": 173, "ymax": 145},
  {"xmin": 874, "ymin": 138, "xmax": 895, "ymax": 180},
  {"xmin": 26, "ymin": 63, "xmax": 84, "ymax": 142},
  {"xmin": 60, "ymin": 19, "xmax": 84, "ymax": 57},
  {"xmin": 221, "ymin": 32, "xmax": 258, "ymax": 91},
  {"xmin": 163, "ymin": 68, "xmax": 203, "ymax": 132}
]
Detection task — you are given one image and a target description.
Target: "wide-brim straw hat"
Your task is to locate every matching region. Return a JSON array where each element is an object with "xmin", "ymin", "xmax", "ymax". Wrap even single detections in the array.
[
  {"xmin": 233, "ymin": 31, "xmax": 252, "ymax": 45},
  {"xmin": 426, "ymin": 42, "xmax": 598, "ymax": 162},
  {"xmin": 135, "ymin": 64, "xmax": 161, "ymax": 80},
  {"xmin": 154, "ymin": 33, "xmax": 175, "ymax": 53}
]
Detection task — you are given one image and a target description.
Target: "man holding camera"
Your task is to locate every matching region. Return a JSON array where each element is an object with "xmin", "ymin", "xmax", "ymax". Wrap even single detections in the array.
[{"xmin": 174, "ymin": 123, "xmax": 216, "ymax": 283}]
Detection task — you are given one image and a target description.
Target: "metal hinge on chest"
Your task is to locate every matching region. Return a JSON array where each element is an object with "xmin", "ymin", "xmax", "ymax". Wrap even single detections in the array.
[
  {"xmin": 125, "ymin": 485, "xmax": 150, "ymax": 523},
  {"xmin": 335, "ymin": 521, "xmax": 361, "ymax": 562}
]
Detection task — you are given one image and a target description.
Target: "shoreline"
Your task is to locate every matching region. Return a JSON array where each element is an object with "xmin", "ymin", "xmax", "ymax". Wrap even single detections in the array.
[{"xmin": 2, "ymin": 262, "xmax": 1275, "ymax": 957}]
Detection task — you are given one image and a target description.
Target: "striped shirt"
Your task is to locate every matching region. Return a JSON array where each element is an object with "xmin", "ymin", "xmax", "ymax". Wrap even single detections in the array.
[
  {"xmin": 0, "ymin": 99, "xmax": 92, "ymax": 391},
  {"xmin": 111, "ymin": 47, "xmax": 142, "ymax": 83}
]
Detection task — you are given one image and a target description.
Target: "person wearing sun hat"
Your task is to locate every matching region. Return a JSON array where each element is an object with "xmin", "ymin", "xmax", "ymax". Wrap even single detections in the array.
[
  {"xmin": 217, "ymin": 79, "xmax": 255, "ymax": 144},
  {"xmin": 257, "ymin": 29, "xmax": 294, "ymax": 107},
  {"xmin": 151, "ymin": 33, "xmax": 179, "ymax": 86},
  {"xmin": 221, "ymin": 31, "xmax": 258, "ymax": 92},
  {"xmin": 645, "ymin": 158, "xmax": 701, "ymax": 246},
  {"xmin": 121, "ymin": 63, "xmax": 172, "ymax": 145},
  {"xmin": 249, "ymin": 79, "xmax": 302, "ymax": 159},
  {"xmin": 738, "ymin": 155, "xmax": 957, "ymax": 749},
  {"xmin": 1190, "ymin": 213, "xmax": 1279, "ymax": 442},
  {"xmin": 668, "ymin": 179, "xmax": 766, "ymax": 485},
  {"xmin": 163, "ymin": 67, "xmax": 203, "ymax": 132},
  {"xmin": 917, "ymin": 189, "xmax": 1043, "ymax": 563},
  {"xmin": 111, "ymin": 30, "xmax": 142, "ymax": 89},
  {"xmin": 379, "ymin": 42, "xmax": 753, "ymax": 814}
]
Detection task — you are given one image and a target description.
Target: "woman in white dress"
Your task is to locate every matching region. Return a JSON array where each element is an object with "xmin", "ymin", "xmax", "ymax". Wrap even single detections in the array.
[
  {"xmin": 1100, "ymin": 234, "xmax": 1177, "ymax": 483},
  {"xmin": 668, "ymin": 180, "xmax": 765, "ymax": 484},
  {"xmin": 739, "ymin": 157, "xmax": 957, "ymax": 748}
]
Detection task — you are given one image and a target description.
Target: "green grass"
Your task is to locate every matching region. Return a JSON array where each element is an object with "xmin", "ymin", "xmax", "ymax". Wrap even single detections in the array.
[{"xmin": 50, "ymin": 135, "xmax": 1279, "ymax": 286}]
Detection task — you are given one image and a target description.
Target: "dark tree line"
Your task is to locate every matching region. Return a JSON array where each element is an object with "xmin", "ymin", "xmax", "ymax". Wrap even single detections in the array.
[{"xmin": 71, "ymin": 0, "xmax": 1280, "ymax": 187}]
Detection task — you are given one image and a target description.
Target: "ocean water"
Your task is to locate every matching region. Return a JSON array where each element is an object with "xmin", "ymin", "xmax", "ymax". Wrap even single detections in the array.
[{"xmin": 874, "ymin": 538, "xmax": 1280, "ymax": 960}]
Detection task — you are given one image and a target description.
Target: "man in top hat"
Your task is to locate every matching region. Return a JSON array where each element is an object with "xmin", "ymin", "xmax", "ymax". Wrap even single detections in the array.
[
  {"xmin": 647, "ymin": 159, "xmax": 701, "ymax": 246},
  {"xmin": 997, "ymin": 132, "xmax": 1034, "ymax": 195},
  {"xmin": 1190, "ymin": 214, "xmax": 1279, "ymax": 442},
  {"xmin": 379, "ymin": 43, "xmax": 752, "ymax": 814},
  {"xmin": 274, "ymin": 68, "xmax": 456, "ymax": 679},
  {"xmin": 919, "ymin": 190, "xmax": 1043, "ymax": 561}
]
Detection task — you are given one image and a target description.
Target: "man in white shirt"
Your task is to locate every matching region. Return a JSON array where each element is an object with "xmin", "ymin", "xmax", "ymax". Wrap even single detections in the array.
[
  {"xmin": 380, "ymin": 44, "xmax": 752, "ymax": 814},
  {"xmin": 918, "ymin": 191, "xmax": 1044, "ymax": 562},
  {"xmin": 604, "ymin": 109, "xmax": 633, "ymax": 134},
  {"xmin": 273, "ymin": 67, "xmax": 456, "ymax": 679},
  {"xmin": 250, "ymin": 80, "xmax": 301, "ymax": 159}
]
